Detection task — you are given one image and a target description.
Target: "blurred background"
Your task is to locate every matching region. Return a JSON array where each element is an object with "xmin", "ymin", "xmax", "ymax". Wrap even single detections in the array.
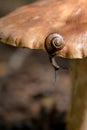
[{"xmin": 0, "ymin": 0, "xmax": 72, "ymax": 130}]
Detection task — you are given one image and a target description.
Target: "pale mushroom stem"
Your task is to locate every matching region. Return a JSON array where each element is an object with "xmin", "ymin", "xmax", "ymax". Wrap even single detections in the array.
[{"xmin": 67, "ymin": 58, "xmax": 87, "ymax": 130}]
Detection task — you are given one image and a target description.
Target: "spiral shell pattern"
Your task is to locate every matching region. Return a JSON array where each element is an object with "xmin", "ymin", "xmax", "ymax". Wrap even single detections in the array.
[{"xmin": 45, "ymin": 33, "xmax": 64, "ymax": 55}]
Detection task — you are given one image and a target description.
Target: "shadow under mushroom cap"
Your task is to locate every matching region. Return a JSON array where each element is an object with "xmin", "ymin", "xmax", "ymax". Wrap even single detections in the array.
[{"xmin": 0, "ymin": 0, "xmax": 87, "ymax": 58}]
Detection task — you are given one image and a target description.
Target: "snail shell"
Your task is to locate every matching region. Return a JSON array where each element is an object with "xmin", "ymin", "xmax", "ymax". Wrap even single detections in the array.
[{"xmin": 45, "ymin": 33, "xmax": 64, "ymax": 55}]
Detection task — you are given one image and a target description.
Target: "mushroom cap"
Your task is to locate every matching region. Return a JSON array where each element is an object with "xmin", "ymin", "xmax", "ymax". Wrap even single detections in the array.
[{"xmin": 0, "ymin": 0, "xmax": 87, "ymax": 58}]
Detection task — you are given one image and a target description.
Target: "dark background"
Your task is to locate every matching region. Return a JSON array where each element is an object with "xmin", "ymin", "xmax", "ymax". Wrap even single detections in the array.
[{"xmin": 0, "ymin": 0, "xmax": 71, "ymax": 129}]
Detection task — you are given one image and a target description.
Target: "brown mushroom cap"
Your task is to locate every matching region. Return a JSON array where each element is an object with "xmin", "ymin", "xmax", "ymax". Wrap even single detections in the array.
[{"xmin": 0, "ymin": 0, "xmax": 87, "ymax": 58}]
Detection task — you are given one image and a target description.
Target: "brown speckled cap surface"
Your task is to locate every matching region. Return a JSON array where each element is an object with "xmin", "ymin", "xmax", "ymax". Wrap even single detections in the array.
[{"xmin": 0, "ymin": 0, "xmax": 87, "ymax": 58}]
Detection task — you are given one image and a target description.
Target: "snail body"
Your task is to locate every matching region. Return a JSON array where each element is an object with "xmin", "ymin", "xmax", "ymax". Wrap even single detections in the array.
[{"xmin": 45, "ymin": 33, "xmax": 65, "ymax": 70}]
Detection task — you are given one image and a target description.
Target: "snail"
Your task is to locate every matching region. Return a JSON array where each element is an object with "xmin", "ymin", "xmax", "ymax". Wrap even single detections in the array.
[{"xmin": 45, "ymin": 33, "xmax": 64, "ymax": 70}]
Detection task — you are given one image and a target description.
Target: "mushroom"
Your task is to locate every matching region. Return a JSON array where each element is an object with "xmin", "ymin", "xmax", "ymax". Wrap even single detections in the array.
[{"xmin": 0, "ymin": 0, "xmax": 87, "ymax": 129}]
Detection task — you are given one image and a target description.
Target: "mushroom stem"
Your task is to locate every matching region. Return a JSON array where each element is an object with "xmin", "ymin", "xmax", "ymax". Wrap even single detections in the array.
[{"xmin": 67, "ymin": 58, "xmax": 87, "ymax": 130}]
